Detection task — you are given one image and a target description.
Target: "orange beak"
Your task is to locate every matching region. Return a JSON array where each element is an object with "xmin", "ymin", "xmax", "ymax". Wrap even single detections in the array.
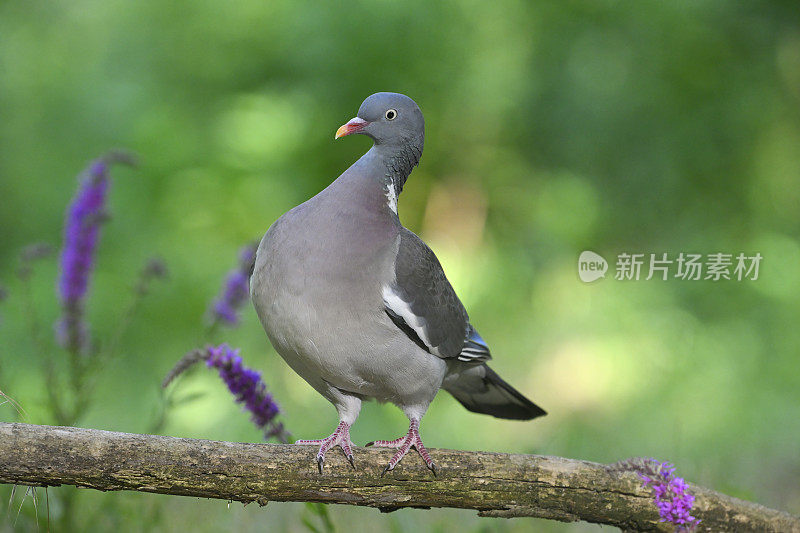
[{"xmin": 335, "ymin": 117, "xmax": 368, "ymax": 139}]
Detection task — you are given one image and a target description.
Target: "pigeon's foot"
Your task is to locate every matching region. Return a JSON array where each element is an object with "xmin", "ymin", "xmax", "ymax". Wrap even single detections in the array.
[
  {"xmin": 295, "ymin": 420, "xmax": 355, "ymax": 474},
  {"xmin": 366, "ymin": 419, "xmax": 436, "ymax": 476}
]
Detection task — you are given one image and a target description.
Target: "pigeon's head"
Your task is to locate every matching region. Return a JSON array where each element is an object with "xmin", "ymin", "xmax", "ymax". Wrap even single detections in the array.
[{"xmin": 335, "ymin": 92, "xmax": 424, "ymax": 151}]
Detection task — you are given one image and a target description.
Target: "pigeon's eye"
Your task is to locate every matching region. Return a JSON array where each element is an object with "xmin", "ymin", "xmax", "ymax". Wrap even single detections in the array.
[{"xmin": 385, "ymin": 109, "xmax": 397, "ymax": 120}]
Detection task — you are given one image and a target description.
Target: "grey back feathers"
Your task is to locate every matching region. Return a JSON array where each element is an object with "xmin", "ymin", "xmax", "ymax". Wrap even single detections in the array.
[
  {"xmin": 384, "ymin": 229, "xmax": 493, "ymax": 364},
  {"xmin": 384, "ymin": 229, "xmax": 469, "ymax": 358}
]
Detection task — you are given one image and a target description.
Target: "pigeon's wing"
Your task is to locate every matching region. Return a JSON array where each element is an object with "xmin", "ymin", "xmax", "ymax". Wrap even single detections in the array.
[
  {"xmin": 383, "ymin": 228, "xmax": 491, "ymax": 362},
  {"xmin": 460, "ymin": 324, "xmax": 491, "ymax": 363}
]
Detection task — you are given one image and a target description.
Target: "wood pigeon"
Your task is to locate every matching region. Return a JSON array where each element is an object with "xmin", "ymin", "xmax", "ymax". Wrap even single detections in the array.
[{"xmin": 251, "ymin": 92, "xmax": 545, "ymax": 475}]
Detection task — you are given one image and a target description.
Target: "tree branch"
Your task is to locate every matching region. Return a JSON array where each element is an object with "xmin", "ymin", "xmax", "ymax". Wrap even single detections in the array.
[{"xmin": 1, "ymin": 423, "xmax": 797, "ymax": 532}]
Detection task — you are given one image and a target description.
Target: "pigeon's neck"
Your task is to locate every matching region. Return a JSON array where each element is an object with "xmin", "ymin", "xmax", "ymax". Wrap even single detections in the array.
[
  {"xmin": 374, "ymin": 142, "xmax": 422, "ymax": 197},
  {"xmin": 366, "ymin": 142, "xmax": 422, "ymax": 213},
  {"xmin": 334, "ymin": 142, "xmax": 422, "ymax": 218}
]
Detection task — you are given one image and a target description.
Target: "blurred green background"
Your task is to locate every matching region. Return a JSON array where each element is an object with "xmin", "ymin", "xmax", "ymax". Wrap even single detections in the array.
[{"xmin": 2, "ymin": 0, "xmax": 799, "ymax": 531}]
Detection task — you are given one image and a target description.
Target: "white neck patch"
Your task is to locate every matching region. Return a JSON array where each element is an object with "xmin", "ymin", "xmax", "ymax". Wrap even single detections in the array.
[{"xmin": 386, "ymin": 182, "xmax": 398, "ymax": 214}]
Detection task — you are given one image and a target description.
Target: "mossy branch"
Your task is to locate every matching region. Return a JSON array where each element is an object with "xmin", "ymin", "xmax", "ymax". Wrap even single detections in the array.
[{"xmin": 0, "ymin": 423, "xmax": 797, "ymax": 532}]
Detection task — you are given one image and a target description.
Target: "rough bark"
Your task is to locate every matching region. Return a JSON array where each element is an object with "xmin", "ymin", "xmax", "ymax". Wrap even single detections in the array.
[{"xmin": 1, "ymin": 423, "xmax": 797, "ymax": 532}]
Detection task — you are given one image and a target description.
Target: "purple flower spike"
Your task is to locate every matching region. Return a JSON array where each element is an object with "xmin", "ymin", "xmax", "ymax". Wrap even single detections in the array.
[
  {"xmin": 208, "ymin": 242, "xmax": 258, "ymax": 327},
  {"xmin": 205, "ymin": 344, "xmax": 287, "ymax": 441},
  {"xmin": 618, "ymin": 458, "xmax": 701, "ymax": 532},
  {"xmin": 56, "ymin": 153, "xmax": 133, "ymax": 353}
]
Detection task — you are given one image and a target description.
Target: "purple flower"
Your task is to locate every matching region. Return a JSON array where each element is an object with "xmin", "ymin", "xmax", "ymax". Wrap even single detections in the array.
[
  {"xmin": 628, "ymin": 458, "xmax": 701, "ymax": 532},
  {"xmin": 204, "ymin": 344, "xmax": 287, "ymax": 442},
  {"xmin": 162, "ymin": 344, "xmax": 287, "ymax": 442},
  {"xmin": 208, "ymin": 242, "xmax": 258, "ymax": 327},
  {"xmin": 56, "ymin": 152, "xmax": 133, "ymax": 352}
]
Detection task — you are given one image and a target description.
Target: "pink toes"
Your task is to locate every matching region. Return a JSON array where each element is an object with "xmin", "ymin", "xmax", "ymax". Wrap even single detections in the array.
[
  {"xmin": 368, "ymin": 419, "xmax": 437, "ymax": 476},
  {"xmin": 300, "ymin": 419, "xmax": 437, "ymax": 475},
  {"xmin": 295, "ymin": 421, "xmax": 355, "ymax": 473},
  {"xmin": 365, "ymin": 436, "xmax": 406, "ymax": 448}
]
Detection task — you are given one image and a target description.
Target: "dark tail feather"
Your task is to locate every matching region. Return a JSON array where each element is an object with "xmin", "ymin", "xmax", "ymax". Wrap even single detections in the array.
[{"xmin": 443, "ymin": 364, "xmax": 546, "ymax": 421}]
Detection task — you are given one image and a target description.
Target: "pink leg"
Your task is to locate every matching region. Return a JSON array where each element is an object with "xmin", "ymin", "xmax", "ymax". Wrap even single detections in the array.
[
  {"xmin": 366, "ymin": 419, "xmax": 437, "ymax": 476},
  {"xmin": 295, "ymin": 420, "xmax": 355, "ymax": 474}
]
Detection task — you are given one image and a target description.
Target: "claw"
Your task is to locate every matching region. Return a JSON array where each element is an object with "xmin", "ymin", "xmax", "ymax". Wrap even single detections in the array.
[
  {"xmin": 365, "ymin": 441, "xmax": 375, "ymax": 447},
  {"xmin": 369, "ymin": 419, "xmax": 436, "ymax": 476},
  {"xmin": 297, "ymin": 421, "xmax": 354, "ymax": 474}
]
